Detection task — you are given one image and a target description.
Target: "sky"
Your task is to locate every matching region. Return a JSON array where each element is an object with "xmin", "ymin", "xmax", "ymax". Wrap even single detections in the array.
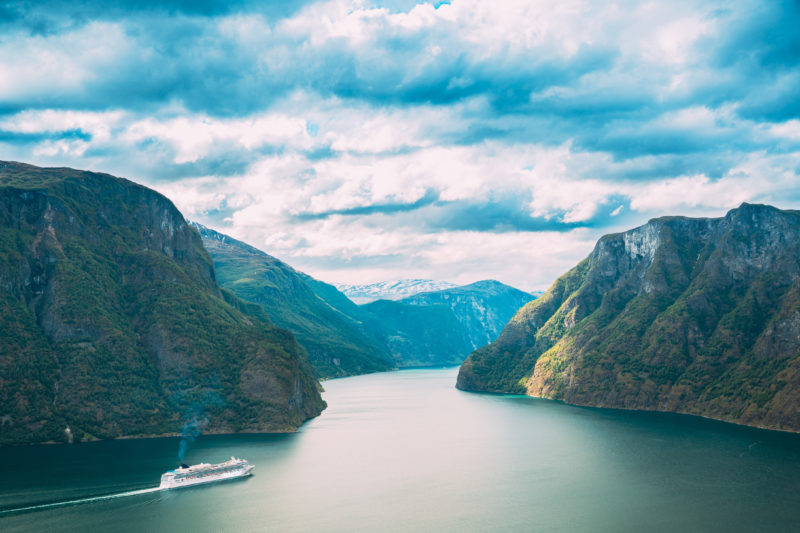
[{"xmin": 1, "ymin": 0, "xmax": 799, "ymax": 291}]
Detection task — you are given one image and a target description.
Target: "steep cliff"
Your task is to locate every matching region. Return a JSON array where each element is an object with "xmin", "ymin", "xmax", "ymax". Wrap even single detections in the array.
[
  {"xmin": 365, "ymin": 281, "xmax": 535, "ymax": 366},
  {"xmin": 458, "ymin": 204, "xmax": 800, "ymax": 433},
  {"xmin": 193, "ymin": 224, "xmax": 394, "ymax": 378},
  {"xmin": 0, "ymin": 162, "xmax": 324, "ymax": 446}
]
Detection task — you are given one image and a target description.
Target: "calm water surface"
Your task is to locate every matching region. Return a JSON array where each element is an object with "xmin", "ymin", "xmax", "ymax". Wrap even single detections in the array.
[{"xmin": 2, "ymin": 367, "xmax": 800, "ymax": 532}]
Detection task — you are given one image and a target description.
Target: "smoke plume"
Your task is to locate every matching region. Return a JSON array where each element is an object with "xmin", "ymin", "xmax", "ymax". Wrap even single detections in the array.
[{"xmin": 177, "ymin": 414, "xmax": 208, "ymax": 462}]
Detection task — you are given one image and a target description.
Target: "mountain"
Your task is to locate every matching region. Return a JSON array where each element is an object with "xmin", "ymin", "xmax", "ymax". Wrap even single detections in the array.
[
  {"xmin": 337, "ymin": 279, "xmax": 458, "ymax": 304},
  {"xmin": 365, "ymin": 280, "xmax": 535, "ymax": 366},
  {"xmin": 399, "ymin": 280, "xmax": 537, "ymax": 350},
  {"xmin": 0, "ymin": 162, "xmax": 324, "ymax": 446},
  {"xmin": 187, "ymin": 227, "xmax": 534, "ymax": 371},
  {"xmin": 458, "ymin": 203, "xmax": 800, "ymax": 433},
  {"xmin": 192, "ymin": 223, "xmax": 395, "ymax": 378},
  {"xmin": 361, "ymin": 299, "xmax": 471, "ymax": 367}
]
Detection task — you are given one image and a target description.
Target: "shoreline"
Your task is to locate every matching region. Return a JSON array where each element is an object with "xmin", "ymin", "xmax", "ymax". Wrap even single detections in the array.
[{"xmin": 457, "ymin": 385, "xmax": 800, "ymax": 436}]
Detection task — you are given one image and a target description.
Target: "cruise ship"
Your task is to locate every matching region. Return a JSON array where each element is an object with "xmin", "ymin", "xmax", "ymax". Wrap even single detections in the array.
[{"xmin": 159, "ymin": 457, "xmax": 254, "ymax": 489}]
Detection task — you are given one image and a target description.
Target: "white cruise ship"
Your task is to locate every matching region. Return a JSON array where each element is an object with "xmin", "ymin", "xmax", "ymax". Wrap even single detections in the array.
[{"xmin": 159, "ymin": 457, "xmax": 254, "ymax": 489}]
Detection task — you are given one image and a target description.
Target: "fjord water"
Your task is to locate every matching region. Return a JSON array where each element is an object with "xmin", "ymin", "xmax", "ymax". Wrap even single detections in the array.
[{"xmin": 2, "ymin": 368, "xmax": 800, "ymax": 532}]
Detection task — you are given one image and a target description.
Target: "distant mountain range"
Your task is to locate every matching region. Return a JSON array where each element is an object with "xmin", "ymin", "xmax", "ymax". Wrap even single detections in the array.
[
  {"xmin": 195, "ymin": 227, "xmax": 537, "ymax": 373},
  {"xmin": 398, "ymin": 282, "xmax": 543, "ymax": 350},
  {"xmin": 0, "ymin": 162, "xmax": 324, "ymax": 446},
  {"xmin": 458, "ymin": 203, "xmax": 800, "ymax": 433},
  {"xmin": 364, "ymin": 281, "xmax": 536, "ymax": 366},
  {"xmin": 336, "ymin": 279, "xmax": 458, "ymax": 304}
]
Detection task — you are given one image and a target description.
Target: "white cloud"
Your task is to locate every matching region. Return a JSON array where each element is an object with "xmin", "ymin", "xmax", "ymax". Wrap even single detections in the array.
[
  {"xmin": 768, "ymin": 119, "xmax": 800, "ymax": 141},
  {"xmin": 1, "ymin": 0, "xmax": 799, "ymax": 291},
  {"xmin": 121, "ymin": 114, "xmax": 310, "ymax": 164},
  {"xmin": 0, "ymin": 110, "xmax": 126, "ymax": 141},
  {"xmin": 0, "ymin": 22, "xmax": 129, "ymax": 103},
  {"xmin": 645, "ymin": 15, "xmax": 712, "ymax": 65},
  {"xmin": 627, "ymin": 152, "xmax": 800, "ymax": 213}
]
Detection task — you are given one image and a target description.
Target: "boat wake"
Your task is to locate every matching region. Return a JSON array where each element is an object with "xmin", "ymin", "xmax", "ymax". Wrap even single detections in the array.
[{"xmin": 0, "ymin": 486, "xmax": 162, "ymax": 516}]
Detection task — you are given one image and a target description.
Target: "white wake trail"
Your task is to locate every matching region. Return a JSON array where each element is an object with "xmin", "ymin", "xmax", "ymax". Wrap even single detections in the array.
[{"xmin": 0, "ymin": 486, "xmax": 162, "ymax": 516}]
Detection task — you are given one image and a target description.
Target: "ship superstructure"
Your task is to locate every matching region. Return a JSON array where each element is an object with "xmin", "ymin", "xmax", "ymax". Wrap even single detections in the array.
[{"xmin": 159, "ymin": 457, "xmax": 254, "ymax": 489}]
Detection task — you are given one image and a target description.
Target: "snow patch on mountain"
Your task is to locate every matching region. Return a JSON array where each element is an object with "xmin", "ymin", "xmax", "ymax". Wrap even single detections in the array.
[{"xmin": 336, "ymin": 279, "xmax": 458, "ymax": 304}]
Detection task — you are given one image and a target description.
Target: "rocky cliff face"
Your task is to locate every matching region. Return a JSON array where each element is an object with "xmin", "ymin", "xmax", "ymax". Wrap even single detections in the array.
[
  {"xmin": 364, "ymin": 281, "xmax": 535, "ymax": 366},
  {"xmin": 0, "ymin": 162, "xmax": 324, "ymax": 445},
  {"xmin": 458, "ymin": 204, "xmax": 800, "ymax": 433},
  {"xmin": 193, "ymin": 223, "xmax": 394, "ymax": 378}
]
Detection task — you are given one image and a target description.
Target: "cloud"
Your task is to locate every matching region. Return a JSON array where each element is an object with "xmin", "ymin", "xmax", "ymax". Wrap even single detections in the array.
[
  {"xmin": 1, "ymin": 0, "xmax": 799, "ymax": 289},
  {"xmin": 0, "ymin": 0, "xmax": 690, "ymax": 118},
  {"xmin": 0, "ymin": 1, "xmax": 316, "ymax": 35},
  {"xmin": 295, "ymin": 188, "xmax": 440, "ymax": 220}
]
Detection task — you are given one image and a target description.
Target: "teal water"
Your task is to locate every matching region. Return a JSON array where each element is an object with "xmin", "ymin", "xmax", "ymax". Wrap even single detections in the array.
[{"xmin": 2, "ymin": 367, "xmax": 800, "ymax": 532}]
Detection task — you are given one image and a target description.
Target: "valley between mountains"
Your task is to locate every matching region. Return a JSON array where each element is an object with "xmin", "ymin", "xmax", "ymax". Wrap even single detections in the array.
[
  {"xmin": 0, "ymin": 162, "xmax": 532, "ymax": 445},
  {"xmin": 2, "ymin": 161, "xmax": 800, "ymax": 445}
]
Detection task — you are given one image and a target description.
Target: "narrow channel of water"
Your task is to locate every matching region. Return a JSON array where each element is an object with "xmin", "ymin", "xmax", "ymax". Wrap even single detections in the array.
[{"xmin": 2, "ymin": 367, "xmax": 800, "ymax": 532}]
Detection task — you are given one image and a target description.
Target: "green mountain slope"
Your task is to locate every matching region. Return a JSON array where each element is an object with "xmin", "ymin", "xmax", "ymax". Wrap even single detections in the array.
[
  {"xmin": 364, "ymin": 281, "xmax": 535, "ymax": 366},
  {"xmin": 192, "ymin": 222, "xmax": 535, "ymax": 371},
  {"xmin": 193, "ymin": 224, "xmax": 394, "ymax": 378},
  {"xmin": 361, "ymin": 299, "xmax": 471, "ymax": 367},
  {"xmin": 458, "ymin": 204, "xmax": 800, "ymax": 432},
  {"xmin": 0, "ymin": 162, "xmax": 324, "ymax": 446}
]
